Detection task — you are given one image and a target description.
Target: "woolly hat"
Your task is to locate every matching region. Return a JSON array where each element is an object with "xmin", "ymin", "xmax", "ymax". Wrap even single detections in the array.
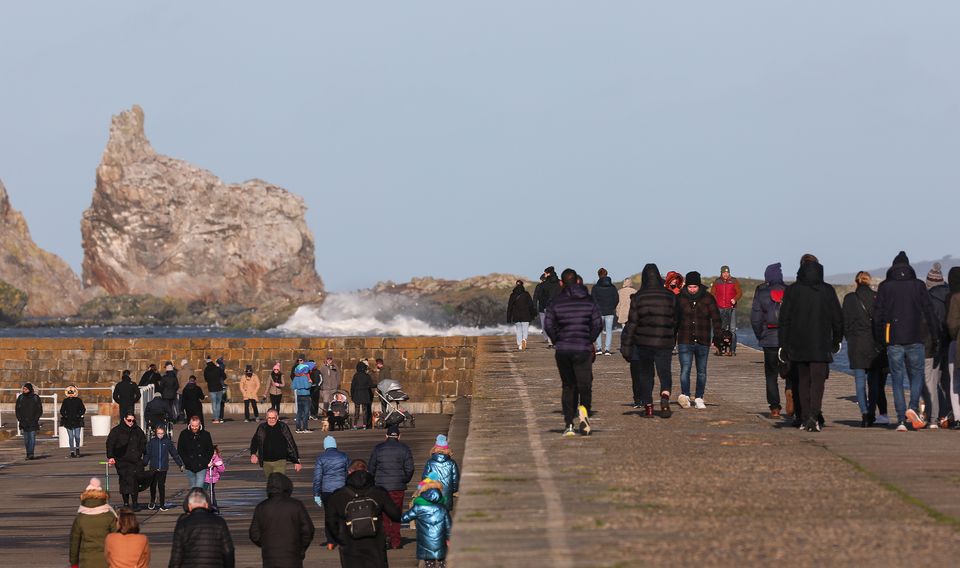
[
  {"xmin": 323, "ymin": 436, "xmax": 337, "ymax": 449},
  {"xmin": 85, "ymin": 477, "xmax": 103, "ymax": 492},
  {"xmin": 435, "ymin": 434, "xmax": 448, "ymax": 448},
  {"xmin": 684, "ymin": 271, "xmax": 702, "ymax": 287},
  {"xmin": 892, "ymin": 251, "xmax": 910, "ymax": 266},
  {"xmin": 926, "ymin": 262, "xmax": 944, "ymax": 289},
  {"xmin": 720, "ymin": 265, "xmax": 730, "ymax": 273}
]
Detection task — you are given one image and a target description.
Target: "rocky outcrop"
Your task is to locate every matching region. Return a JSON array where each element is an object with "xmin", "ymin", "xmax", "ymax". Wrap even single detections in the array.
[
  {"xmin": 81, "ymin": 106, "xmax": 324, "ymax": 313},
  {"xmin": 0, "ymin": 179, "xmax": 85, "ymax": 316},
  {"xmin": 373, "ymin": 273, "xmax": 531, "ymax": 297}
]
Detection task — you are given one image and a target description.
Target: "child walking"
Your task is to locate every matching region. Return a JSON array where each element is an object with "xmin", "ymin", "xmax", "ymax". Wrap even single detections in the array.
[
  {"xmin": 205, "ymin": 445, "xmax": 225, "ymax": 509},
  {"xmin": 143, "ymin": 425, "xmax": 183, "ymax": 511},
  {"xmin": 401, "ymin": 479, "xmax": 452, "ymax": 568}
]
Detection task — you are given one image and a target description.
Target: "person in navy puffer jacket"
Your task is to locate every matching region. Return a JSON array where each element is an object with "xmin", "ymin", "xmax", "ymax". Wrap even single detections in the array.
[
  {"xmin": 143, "ymin": 425, "xmax": 183, "ymax": 510},
  {"xmin": 544, "ymin": 268, "xmax": 602, "ymax": 437},
  {"xmin": 751, "ymin": 262, "xmax": 789, "ymax": 417},
  {"xmin": 421, "ymin": 434, "xmax": 460, "ymax": 511},
  {"xmin": 313, "ymin": 435, "xmax": 349, "ymax": 548},
  {"xmin": 401, "ymin": 487, "xmax": 452, "ymax": 567}
]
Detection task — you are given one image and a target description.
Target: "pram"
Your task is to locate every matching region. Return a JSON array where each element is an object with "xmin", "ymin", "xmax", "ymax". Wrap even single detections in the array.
[
  {"xmin": 327, "ymin": 390, "xmax": 352, "ymax": 431},
  {"xmin": 375, "ymin": 379, "xmax": 415, "ymax": 429}
]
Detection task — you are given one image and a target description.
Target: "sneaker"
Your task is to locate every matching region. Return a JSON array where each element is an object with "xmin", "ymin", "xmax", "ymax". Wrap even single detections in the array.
[
  {"xmin": 562, "ymin": 424, "xmax": 576, "ymax": 437},
  {"xmin": 659, "ymin": 396, "xmax": 672, "ymax": 419},
  {"xmin": 244, "ymin": 419, "xmax": 252, "ymax": 423},
  {"xmin": 929, "ymin": 424, "xmax": 939, "ymax": 430},
  {"xmin": 147, "ymin": 503, "xmax": 156, "ymax": 510},
  {"xmin": 632, "ymin": 402, "xmax": 643, "ymax": 409},
  {"xmin": 906, "ymin": 409, "xmax": 926, "ymax": 430},
  {"xmin": 875, "ymin": 414, "xmax": 890, "ymax": 425},
  {"xmin": 694, "ymin": 398, "xmax": 706, "ymax": 410},
  {"xmin": 677, "ymin": 394, "xmax": 691, "ymax": 409},
  {"xmin": 811, "ymin": 419, "xmax": 822, "ymax": 432},
  {"xmin": 159, "ymin": 505, "xmax": 169, "ymax": 512},
  {"xmin": 603, "ymin": 350, "xmax": 612, "ymax": 356},
  {"xmin": 595, "ymin": 350, "xmax": 603, "ymax": 355},
  {"xmin": 895, "ymin": 421, "xmax": 908, "ymax": 432},
  {"xmin": 577, "ymin": 405, "xmax": 592, "ymax": 435}
]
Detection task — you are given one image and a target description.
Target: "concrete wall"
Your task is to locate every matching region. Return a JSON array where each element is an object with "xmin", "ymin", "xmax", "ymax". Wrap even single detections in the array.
[{"xmin": 0, "ymin": 337, "xmax": 476, "ymax": 413}]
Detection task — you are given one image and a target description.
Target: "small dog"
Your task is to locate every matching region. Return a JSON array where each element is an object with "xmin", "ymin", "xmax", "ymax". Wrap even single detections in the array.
[
  {"xmin": 320, "ymin": 417, "xmax": 330, "ymax": 432},
  {"xmin": 715, "ymin": 329, "xmax": 734, "ymax": 356}
]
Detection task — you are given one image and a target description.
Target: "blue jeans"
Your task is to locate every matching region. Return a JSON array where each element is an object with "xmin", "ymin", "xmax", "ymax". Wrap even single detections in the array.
[
  {"xmin": 67, "ymin": 427, "xmax": 82, "ymax": 451},
  {"xmin": 678, "ymin": 343, "xmax": 710, "ymax": 398},
  {"xmin": 539, "ymin": 312, "xmax": 551, "ymax": 345},
  {"xmin": 209, "ymin": 390, "xmax": 224, "ymax": 421},
  {"xmin": 887, "ymin": 343, "xmax": 925, "ymax": 422},
  {"xmin": 184, "ymin": 469, "xmax": 206, "ymax": 489},
  {"xmin": 595, "ymin": 315, "xmax": 615, "ymax": 352},
  {"xmin": 22, "ymin": 430, "xmax": 37, "ymax": 457},
  {"xmin": 296, "ymin": 395, "xmax": 311, "ymax": 431},
  {"xmin": 514, "ymin": 322, "xmax": 530, "ymax": 347}
]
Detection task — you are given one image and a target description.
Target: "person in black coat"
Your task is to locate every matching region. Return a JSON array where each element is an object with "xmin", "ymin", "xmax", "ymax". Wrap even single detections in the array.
[
  {"xmin": 842, "ymin": 271, "xmax": 888, "ymax": 427},
  {"xmin": 177, "ymin": 416, "xmax": 214, "ymax": 489},
  {"xmin": 113, "ymin": 370, "xmax": 141, "ymax": 418},
  {"xmin": 750, "ymin": 263, "xmax": 789, "ymax": 417},
  {"xmin": 249, "ymin": 473, "xmax": 315, "ymax": 568},
  {"xmin": 139, "ymin": 364, "xmax": 161, "ymax": 387},
  {"xmin": 506, "ymin": 280, "xmax": 538, "ymax": 351},
  {"xmin": 15, "ymin": 382, "xmax": 42, "ymax": 460},
  {"xmin": 106, "ymin": 412, "xmax": 149, "ymax": 509},
  {"xmin": 170, "ymin": 487, "xmax": 235, "ymax": 568},
  {"xmin": 180, "ymin": 376, "xmax": 206, "ymax": 426},
  {"xmin": 620, "ymin": 263, "xmax": 678, "ymax": 416},
  {"xmin": 533, "ymin": 267, "xmax": 562, "ymax": 346},
  {"xmin": 778, "ymin": 255, "xmax": 843, "ymax": 432},
  {"xmin": 157, "ymin": 365, "xmax": 180, "ymax": 422},
  {"xmin": 350, "ymin": 361, "xmax": 374, "ymax": 429},
  {"xmin": 592, "ymin": 268, "xmax": 620, "ymax": 356},
  {"xmin": 60, "ymin": 385, "xmax": 86, "ymax": 458},
  {"xmin": 203, "ymin": 357, "xmax": 227, "ymax": 423},
  {"xmin": 325, "ymin": 461, "xmax": 402, "ymax": 568},
  {"xmin": 369, "ymin": 425, "xmax": 414, "ymax": 550}
]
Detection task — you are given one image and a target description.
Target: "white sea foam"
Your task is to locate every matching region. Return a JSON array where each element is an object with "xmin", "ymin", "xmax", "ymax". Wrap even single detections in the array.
[{"xmin": 274, "ymin": 292, "xmax": 517, "ymax": 337}]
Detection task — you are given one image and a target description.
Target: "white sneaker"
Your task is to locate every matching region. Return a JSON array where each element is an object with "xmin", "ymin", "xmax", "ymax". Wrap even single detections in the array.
[
  {"xmin": 678, "ymin": 394, "xmax": 691, "ymax": 409},
  {"xmin": 875, "ymin": 414, "xmax": 890, "ymax": 425},
  {"xmin": 929, "ymin": 424, "xmax": 939, "ymax": 430},
  {"xmin": 562, "ymin": 425, "xmax": 576, "ymax": 438},
  {"xmin": 694, "ymin": 398, "xmax": 706, "ymax": 410},
  {"xmin": 895, "ymin": 422, "xmax": 908, "ymax": 432},
  {"xmin": 595, "ymin": 350, "xmax": 603, "ymax": 355}
]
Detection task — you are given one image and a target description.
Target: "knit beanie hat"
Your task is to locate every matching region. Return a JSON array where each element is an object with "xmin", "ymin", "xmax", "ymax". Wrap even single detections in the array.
[
  {"xmin": 684, "ymin": 271, "xmax": 702, "ymax": 287},
  {"xmin": 435, "ymin": 434, "xmax": 448, "ymax": 448},
  {"xmin": 926, "ymin": 262, "xmax": 944, "ymax": 289},
  {"xmin": 720, "ymin": 265, "xmax": 730, "ymax": 273},
  {"xmin": 323, "ymin": 436, "xmax": 337, "ymax": 449},
  {"xmin": 85, "ymin": 477, "xmax": 103, "ymax": 492}
]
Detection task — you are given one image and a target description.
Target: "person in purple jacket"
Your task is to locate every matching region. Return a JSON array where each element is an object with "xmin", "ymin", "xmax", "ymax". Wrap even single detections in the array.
[{"xmin": 544, "ymin": 268, "xmax": 602, "ymax": 437}]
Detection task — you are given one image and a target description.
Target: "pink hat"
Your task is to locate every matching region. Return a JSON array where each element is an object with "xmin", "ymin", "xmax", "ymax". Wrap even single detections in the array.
[{"xmin": 85, "ymin": 477, "xmax": 103, "ymax": 492}]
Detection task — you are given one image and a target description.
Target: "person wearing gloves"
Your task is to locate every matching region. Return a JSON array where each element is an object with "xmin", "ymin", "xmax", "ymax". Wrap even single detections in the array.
[
  {"xmin": 312, "ymin": 435, "xmax": 350, "ymax": 549},
  {"xmin": 421, "ymin": 434, "xmax": 460, "ymax": 511}
]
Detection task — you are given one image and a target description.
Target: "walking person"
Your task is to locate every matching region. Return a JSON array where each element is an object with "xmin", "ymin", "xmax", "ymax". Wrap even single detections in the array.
[
  {"xmin": 319, "ymin": 355, "xmax": 341, "ymax": 410},
  {"xmin": 104, "ymin": 507, "xmax": 150, "ymax": 568},
  {"xmin": 544, "ymin": 268, "xmax": 602, "ymax": 436},
  {"xmin": 534, "ymin": 267, "xmax": 562, "ymax": 347},
  {"xmin": 176, "ymin": 358, "xmax": 193, "ymax": 423},
  {"xmin": 369, "ymin": 424, "xmax": 415, "ymax": 550},
  {"xmin": 778, "ymin": 254, "xmax": 844, "ymax": 432},
  {"xmin": 203, "ymin": 356, "xmax": 227, "ymax": 424},
  {"xmin": 157, "ymin": 363, "xmax": 180, "ymax": 425},
  {"xmin": 592, "ymin": 268, "xmax": 620, "ymax": 356},
  {"xmin": 138, "ymin": 364, "xmax": 161, "ymax": 388},
  {"xmin": 205, "ymin": 445, "xmax": 225, "ymax": 510},
  {"xmin": 842, "ymin": 271, "xmax": 889, "ymax": 427},
  {"xmin": 69, "ymin": 477, "xmax": 117, "ymax": 568},
  {"xmin": 751, "ymin": 263, "xmax": 789, "ymax": 418},
  {"xmin": 309, "ymin": 359, "xmax": 324, "ymax": 420},
  {"xmin": 240, "ymin": 364, "xmax": 261, "ymax": 423},
  {"xmin": 620, "ymin": 264, "xmax": 678, "ymax": 417},
  {"xmin": 249, "ymin": 472, "xmax": 315, "ymax": 568},
  {"xmin": 506, "ymin": 279, "xmax": 537, "ymax": 351},
  {"xmin": 168, "ymin": 488, "xmax": 235, "ymax": 568},
  {"xmin": 112, "ymin": 370, "xmax": 141, "ymax": 419},
  {"xmin": 180, "ymin": 376, "xmax": 205, "ymax": 427},
  {"xmin": 177, "ymin": 416, "xmax": 214, "ymax": 489},
  {"xmin": 873, "ymin": 251, "xmax": 940, "ymax": 431},
  {"xmin": 350, "ymin": 360, "xmax": 374, "ymax": 429},
  {"xmin": 61, "ymin": 385, "xmax": 86, "ymax": 458},
  {"xmin": 106, "ymin": 412, "xmax": 148, "ymax": 510},
  {"xmin": 711, "ymin": 265, "xmax": 743, "ymax": 355},
  {"xmin": 314, "ymin": 435, "xmax": 350, "ymax": 549},
  {"xmin": 421, "ymin": 434, "xmax": 460, "ymax": 511},
  {"xmin": 616, "ymin": 277, "xmax": 637, "ymax": 332},
  {"xmin": 923, "ymin": 263, "xmax": 950, "ymax": 428},
  {"xmin": 292, "ymin": 360, "xmax": 315, "ymax": 433},
  {"xmin": 250, "ymin": 408, "xmax": 303, "ymax": 478},
  {"xmin": 324, "ymin": 459, "xmax": 402, "ymax": 568},
  {"xmin": 946, "ymin": 267, "xmax": 960, "ymax": 427},
  {"xmin": 676, "ymin": 271, "xmax": 723, "ymax": 410},
  {"xmin": 267, "ymin": 362, "xmax": 285, "ymax": 415},
  {"xmin": 401, "ymin": 482, "xmax": 452, "ymax": 568},
  {"xmin": 143, "ymin": 425, "xmax": 183, "ymax": 511}
]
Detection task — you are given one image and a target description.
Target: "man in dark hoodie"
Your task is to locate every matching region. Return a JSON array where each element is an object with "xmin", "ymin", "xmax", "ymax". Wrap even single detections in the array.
[
  {"xmin": 325, "ymin": 459, "xmax": 402, "ymax": 568},
  {"xmin": 113, "ymin": 370, "xmax": 141, "ymax": 418},
  {"xmin": 534, "ymin": 266, "xmax": 562, "ymax": 347},
  {"xmin": 15, "ymin": 382, "xmax": 42, "ymax": 460},
  {"xmin": 620, "ymin": 264, "xmax": 678, "ymax": 417},
  {"xmin": 778, "ymin": 254, "xmax": 843, "ymax": 432},
  {"xmin": 873, "ymin": 251, "xmax": 939, "ymax": 431},
  {"xmin": 544, "ymin": 268, "xmax": 603, "ymax": 436},
  {"xmin": 592, "ymin": 267, "xmax": 620, "ymax": 356},
  {"xmin": 676, "ymin": 271, "xmax": 722, "ymax": 411},
  {"xmin": 249, "ymin": 472, "xmax": 315, "ymax": 568},
  {"xmin": 946, "ymin": 267, "xmax": 960, "ymax": 427},
  {"xmin": 751, "ymin": 263, "xmax": 788, "ymax": 418}
]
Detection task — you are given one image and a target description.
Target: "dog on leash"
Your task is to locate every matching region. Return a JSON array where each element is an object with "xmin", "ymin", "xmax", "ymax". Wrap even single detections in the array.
[{"xmin": 715, "ymin": 329, "xmax": 734, "ymax": 356}]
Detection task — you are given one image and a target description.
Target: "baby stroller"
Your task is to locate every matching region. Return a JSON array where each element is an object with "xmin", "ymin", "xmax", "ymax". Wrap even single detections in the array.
[
  {"xmin": 375, "ymin": 379, "xmax": 415, "ymax": 429},
  {"xmin": 327, "ymin": 390, "xmax": 352, "ymax": 431}
]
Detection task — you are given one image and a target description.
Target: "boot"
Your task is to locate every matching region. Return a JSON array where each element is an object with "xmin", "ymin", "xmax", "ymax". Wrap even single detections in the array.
[
  {"xmin": 644, "ymin": 404, "xmax": 654, "ymax": 417},
  {"xmin": 784, "ymin": 389, "xmax": 794, "ymax": 417}
]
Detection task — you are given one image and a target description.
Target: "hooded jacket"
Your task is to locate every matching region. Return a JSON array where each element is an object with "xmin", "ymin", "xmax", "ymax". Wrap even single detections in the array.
[
  {"xmin": 421, "ymin": 452, "xmax": 460, "ymax": 510},
  {"xmin": 676, "ymin": 286, "xmax": 722, "ymax": 347},
  {"xmin": 169, "ymin": 506, "xmax": 235, "ymax": 568},
  {"xmin": 15, "ymin": 383, "xmax": 42, "ymax": 432},
  {"xmin": 181, "ymin": 382, "xmax": 205, "ymax": 420},
  {"xmin": 291, "ymin": 362, "xmax": 315, "ymax": 397},
  {"xmin": 157, "ymin": 370, "xmax": 180, "ymax": 400},
  {"xmin": 620, "ymin": 264, "xmax": 678, "ymax": 355},
  {"xmin": 543, "ymin": 283, "xmax": 603, "ymax": 352},
  {"xmin": 324, "ymin": 470, "xmax": 402, "ymax": 568},
  {"xmin": 69, "ymin": 487, "xmax": 117, "ymax": 567},
  {"xmin": 750, "ymin": 263, "xmax": 787, "ymax": 348},
  {"xmin": 60, "ymin": 395, "xmax": 86, "ymax": 430},
  {"xmin": 591, "ymin": 276, "xmax": 620, "ymax": 316},
  {"xmin": 842, "ymin": 284, "xmax": 882, "ymax": 369},
  {"xmin": 369, "ymin": 437, "xmax": 415, "ymax": 491},
  {"xmin": 506, "ymin": 283, "xmax": 538, "ymax": 323},
  {"xmin": 350, "ymin": 362, "xmax": 373, "ymax": 404},
  {"xmin": 533, "ymin": 272, "xmax": 562, "ymax": 313},
  {"xmin": 401, "ymin": 488, "xmax": 452, "ymax": 561},
  {"xmin": 616, "ymin": 280, "xmax": 636, "ymax": 325},
  {"xmin": 249, "ymin": 473, "xmax": 315, "ymax": 568},
  {"xmin": 113, "ymin": 376, "xmax": 141, "ymax": 410},
  {"xmin": 143, "ymin": 435, "xmax": 183, "ymax": 471},
  {"xmin": 778, "ymin": 261, "xmax": 844, "ymax": 362},
  {"xmin": 203, "ymin": 361, "xmax": 226, "ymax": 393},
  {"xmin": 873, "ymin": 252, "xmax": 939, "ymax": 346},
  {"xmin": 177, "ymin": 424, "xmax": 214, "ymax": 473},
  {"xmin": 313, "ymin": 447, "xmax": 350, "ymax": 496}
]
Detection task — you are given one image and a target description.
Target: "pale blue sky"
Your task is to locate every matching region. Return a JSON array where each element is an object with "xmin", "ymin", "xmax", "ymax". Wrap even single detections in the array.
[{"xmin": 1, "ymin": 2, "xmax": 957, "ymax": 291}]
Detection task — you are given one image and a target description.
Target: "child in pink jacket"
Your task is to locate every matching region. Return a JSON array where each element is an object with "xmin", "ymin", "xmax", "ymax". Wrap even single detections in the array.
[{"xmin": 205, "ymin": 445, "xmax": 225, "ymax": 509}]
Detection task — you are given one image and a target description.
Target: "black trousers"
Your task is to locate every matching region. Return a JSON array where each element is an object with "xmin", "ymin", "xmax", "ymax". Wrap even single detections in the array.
[
  {"xmin": 269, "ymin": 394, "xmax": 282, "ymax": 413},
  {"xmin": 310, "ymin": 387, "xmax": 321, "ymax": 417},
  {"xmin": 149, "ymin": 470, "xmax": 168, "ymax": 505},
  {"xmin": 763, "ymin": 347, "xmax": 781, "ymax": 410},
  {"xmin": 354, "ymin": 403, "xmax": 371, "ymax": 428},
  {"xmin": 244, "ymin": 399, "xmax": 259, "ymax": 420},
  {"xmin": 797, "ymin": 362, "xmax": 829, "ymax": 423},
  {"xmin": 629, "ymin": 347, "xmax": 673, "ymax": 405},
  {"xmin": 867, "ymin": 361, "xmax": 888, "ymax": 416},
  {"xmin": 555, "ymin": 350, "xmax": 593, "ymax": 426}
]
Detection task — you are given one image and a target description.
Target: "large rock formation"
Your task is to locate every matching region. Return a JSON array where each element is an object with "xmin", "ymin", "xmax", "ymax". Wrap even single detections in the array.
[
  {"xmin": 0, "ymin": 179, "xmax": 85, "ymax": 316},
  {"xmin": 81, "ymin": 106, "xmax": 324, "ymax": 313}
]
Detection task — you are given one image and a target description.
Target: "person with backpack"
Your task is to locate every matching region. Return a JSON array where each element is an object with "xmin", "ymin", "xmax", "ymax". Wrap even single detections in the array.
[
  {"xmin": 592, "ymin": 268, "xmax": 620, "ymax": 356},
  {"xmin": 675, "ymin": 271, "xmax": 723, "ymax": 410},
  {"xmin": 249, "ymin": 472, "xmax": 315, "ymax": 568},
  {"xmin": 324, "ymin": 459, "xmax": 402, "ymax": 568},
  {"xmin": 923, "ymin": 263, "xmax": 950, "ymax": 428},
  {"xmin": 369, "ymin": 424, "xmax": 414, "ymax": 549},
  {"xmin": 751, "ymin": 262, "xmax": 789, "ymax": 418},
  {"xmin": 843, "ymin": 271, "xmax": 889, "ymax": 427},
  {"xmin": 61, "ymin": 384, "xmax": 86, "ymax": 458},
  {"xmin": 314, "ymin": 435, "xmax": 350, "ymax": 549},
  {"xmin": 506, "ymin": 280, "xmax": 538, "ymax": 351},
  {"xmin": 401, "ymin": 481, "xmax": 452, "ymax": 568},
  {"xmin": 710, "ymin": 265, "xmax": 743, "ymax": 355}
]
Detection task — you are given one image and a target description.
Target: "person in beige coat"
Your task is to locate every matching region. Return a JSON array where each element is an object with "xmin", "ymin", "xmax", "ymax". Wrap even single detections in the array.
[
  {"xmin": 240, "ymin": 365, "xmax": 262, "ymax": 423},
  {"xmin": 104, "ymin": 508, "xmax": 150, "ymax": 568},
  {"xmin": 617, "ymin": 278, "xmax": 637, "ymax": 327}
]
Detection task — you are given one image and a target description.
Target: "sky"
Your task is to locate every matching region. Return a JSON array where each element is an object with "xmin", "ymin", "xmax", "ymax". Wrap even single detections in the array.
[{"xmin": 1, "ymin": 2, "xmax": 957, "ymax": 291}]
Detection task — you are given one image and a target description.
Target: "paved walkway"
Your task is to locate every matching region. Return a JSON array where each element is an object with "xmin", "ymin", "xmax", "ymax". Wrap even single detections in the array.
[{"xmin": 451, "ymin": 337, "xmax": 960, "ymax": 567}]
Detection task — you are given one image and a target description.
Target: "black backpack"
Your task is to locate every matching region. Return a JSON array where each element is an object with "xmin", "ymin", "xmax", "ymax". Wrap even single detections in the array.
[{"xmin": 344, "ymin": 488, "xmax": 380, "ymax": 539}]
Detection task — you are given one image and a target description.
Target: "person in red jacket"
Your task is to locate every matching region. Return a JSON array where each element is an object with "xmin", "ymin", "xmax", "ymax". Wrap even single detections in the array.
[{"xmin": 710, "ymin": 265, "xmax": 743, "ymax": 355}]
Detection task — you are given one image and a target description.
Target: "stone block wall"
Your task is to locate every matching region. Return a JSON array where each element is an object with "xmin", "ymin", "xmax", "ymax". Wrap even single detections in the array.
[{"xmin": 0, "ymin": 337, "xmax": 476, "ymax": 412}]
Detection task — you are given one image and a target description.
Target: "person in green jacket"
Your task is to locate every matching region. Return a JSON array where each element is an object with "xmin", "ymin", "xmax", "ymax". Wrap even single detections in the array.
[{"xmin": 69, "ymin": 477, "xmax": 117, "ymax": 568}]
